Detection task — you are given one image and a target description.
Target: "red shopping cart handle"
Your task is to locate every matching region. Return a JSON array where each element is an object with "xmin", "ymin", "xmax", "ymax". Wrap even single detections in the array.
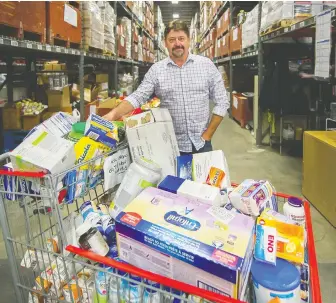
[
  {"xmin": 66, "ymin": 245, "xmax": 244, "ymax": 303},
  {"xmin": 0, "ymin": 169, "xmax": 46, "ymax": 178}
]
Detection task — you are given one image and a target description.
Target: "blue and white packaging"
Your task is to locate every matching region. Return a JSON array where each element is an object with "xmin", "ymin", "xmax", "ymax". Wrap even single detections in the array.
[
  {"xmin": 85, "ymin": 114, "xmax": 119, "ymax": 148},
  {"xmin": 158, "ymin": 175, "xmax": 222, "ymax": 206},
  {"xmin": 254, "ymin": 224, "xmax": 277, "ymax": 266},
  {"xmin": 176, "ymin": 150, "xmax": 231, "ymax": 190}
]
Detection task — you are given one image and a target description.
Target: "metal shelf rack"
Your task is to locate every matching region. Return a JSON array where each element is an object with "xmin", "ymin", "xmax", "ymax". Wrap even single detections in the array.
[{"xmin": 197, "ymin": 2, "xmax": 336, "ymax": 150}]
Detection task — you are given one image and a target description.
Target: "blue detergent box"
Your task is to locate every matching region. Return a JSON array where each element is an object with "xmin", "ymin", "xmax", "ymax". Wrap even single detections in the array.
[
  {"xmin": 115, "ymin": 187, "xmax": 255, "ymax": 299},
  {"xmin": 85, "ymin": 114, "xmax": 119, "ymax": 148}
]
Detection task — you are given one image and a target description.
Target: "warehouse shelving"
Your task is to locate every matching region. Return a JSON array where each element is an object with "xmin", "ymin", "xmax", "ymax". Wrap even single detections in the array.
[{"xmin": 198, "ymin": 2, "xmax": 336, "ymax": 152}]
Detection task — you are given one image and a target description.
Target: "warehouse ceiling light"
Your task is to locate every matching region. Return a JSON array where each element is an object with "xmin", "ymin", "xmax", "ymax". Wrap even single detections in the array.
[
  {"xmin": 173, "ymin": 13, "xmax": 179, "ymax": 19},
  {"xmin": 172, "ymin": 1, "xmax": 179, "ymax": 4}
]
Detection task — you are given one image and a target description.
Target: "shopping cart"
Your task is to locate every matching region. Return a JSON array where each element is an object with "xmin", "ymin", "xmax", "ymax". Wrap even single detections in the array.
[{"xmin": 0, "ymin": 148, "xmax": 322, "ymax": 303}]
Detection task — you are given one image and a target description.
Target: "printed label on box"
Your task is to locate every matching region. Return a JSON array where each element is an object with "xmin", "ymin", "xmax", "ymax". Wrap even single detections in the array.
[
  {"xmin": 233, "ymin": 97, "xmax": 238, "ymax": 109},
  {"xmin": 233, "ymin": 28, "xmax": 238, "ymax": 41}
]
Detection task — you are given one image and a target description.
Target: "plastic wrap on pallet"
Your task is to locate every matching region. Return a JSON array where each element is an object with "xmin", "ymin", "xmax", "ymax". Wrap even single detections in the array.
[
  {"xmin": 242, "ymin": 4, "xmax": 259, "ymax": 49},
  {"xmin": 120, "ymin": 17, "xmax": 132, "ymax": 59},
  {"xmin": 138, "ymin": 36, "xmax": 143, "ymax": 62},
  {"xmin": 82, "ymin": 1, "xmax": 104, "ymax": 50},
  {"xmin": 99, "ymin": 2, "xmax": 116, "ymax": 54},
  {"xmin": 260, "ymin": 1, "xmax": 323, "ymax": 33}
]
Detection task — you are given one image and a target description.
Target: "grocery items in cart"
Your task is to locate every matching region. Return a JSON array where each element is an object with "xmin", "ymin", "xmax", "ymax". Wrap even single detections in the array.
[
  {"xmin": 115, "ymin": 187, "xmax": 255, "ymax": 300},
  {"xmin": 126, "ymin": 108, "xmax": 180, "ymax": 177},
  {"xmin": 229, "ymin": 179, "xmax": 277, "ymax": 216},
  {"xmin": 283, "ymin": 196, "xmax": 306, "ymax": 226},
  {"xmin": 251, "ymin": 258, "xmax": 301, "ymax": 303},
  {"xmin": 109, "ymin": 157, "xmax": 161, "ymax": 219}
]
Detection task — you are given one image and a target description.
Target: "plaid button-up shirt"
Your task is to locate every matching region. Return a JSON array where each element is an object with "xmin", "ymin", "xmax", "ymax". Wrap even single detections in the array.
[{"xmin": 126, "ymin": 53, "xmax": 229, "ymax": 152}]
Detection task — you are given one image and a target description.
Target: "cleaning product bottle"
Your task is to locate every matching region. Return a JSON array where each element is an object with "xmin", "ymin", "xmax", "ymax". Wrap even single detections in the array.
[
  {"xmin": 143, "ymin": 279, "xmax": 160, "ymax": 303},
  {"xmin": 93, "ymin": 265, "xmax": 109, "ymax": 303}
]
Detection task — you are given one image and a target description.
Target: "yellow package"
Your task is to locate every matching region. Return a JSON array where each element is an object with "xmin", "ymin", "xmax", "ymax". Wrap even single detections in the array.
[
  {"xmin": 75, "ymin": 137, "xmax": 110, "ymax": 169},
  {"xmin": 206, "ymin": 167, "xmax": 225, "ymax": 188},
  {"xmin": 257, "ymin": 216, "xmax": 304, "ymax": 263}
]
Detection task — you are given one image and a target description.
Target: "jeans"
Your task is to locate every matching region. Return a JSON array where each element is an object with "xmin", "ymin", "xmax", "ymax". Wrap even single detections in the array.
[{"xmin": 180, "ymin": 140, "xmax": 213, "ymax": 156}]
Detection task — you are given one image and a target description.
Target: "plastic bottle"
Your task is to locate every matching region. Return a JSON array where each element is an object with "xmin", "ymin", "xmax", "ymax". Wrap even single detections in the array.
[
  {"xmin": 76, "ymin": 221, "xmax": 109, "ymax": 256},
  {"xmin": 283, "ymin": 197, "xmax": 306, "ymax": 226},
  {"xmin": 143, "ymin": 279, "xmax": 160, "ymax": 303},
  {"xmin": 108, "ymin": 258, "xmax": 128, "ymax": 303},
  {"xmin": 80, "ymin": 201, "xmax": 104, "ymax": 235},
  {"xmin": 128, "ymin": 274, "xmax": 143, "ymax": 303},
  {"xmin": 109, "ymin": 157, "xmax": 161, "ymax": 219},
  {"xmin": 93, "ymin": 265, "xmax": 109, "ymax": 303}
]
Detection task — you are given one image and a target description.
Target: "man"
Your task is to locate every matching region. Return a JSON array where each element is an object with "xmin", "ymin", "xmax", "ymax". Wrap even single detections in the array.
[{"xmin": 104, "ymin": 20, "xmax": 229, "ymax": 155}]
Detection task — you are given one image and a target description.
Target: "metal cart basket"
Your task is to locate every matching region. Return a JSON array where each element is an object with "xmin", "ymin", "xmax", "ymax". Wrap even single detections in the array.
[{"xmin": 0, "ymin": 149, "xmax": 322, "ymax": 303}]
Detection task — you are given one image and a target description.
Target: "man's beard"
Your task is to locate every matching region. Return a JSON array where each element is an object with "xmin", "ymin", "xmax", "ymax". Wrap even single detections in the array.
[{"xmin": 172, "ymin": 46, "xmax": 184, "ymax": 58}]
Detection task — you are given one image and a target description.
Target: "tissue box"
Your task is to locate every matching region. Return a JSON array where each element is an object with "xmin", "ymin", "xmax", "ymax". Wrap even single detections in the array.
[
  {"xmin": 229, "ymin": 179, "xmax": 277, "ymax": 216},
  {"xmin": 176, "ymin": 150, "xmax": 231, "ymax": 189},
  {"xmin": 116, "ymin": 187, "xmax": 255, "ymax": 299},
  {"xmin": 10, "ymin": 129, "xmax": 75, "ymax": 174},
  {"xmin": 158, "ymin": 175, "xmax": 222, "ymax": 206},
  {"xmin": 126, "ymin": 108, "xmax": 180, "ymax": 177}
]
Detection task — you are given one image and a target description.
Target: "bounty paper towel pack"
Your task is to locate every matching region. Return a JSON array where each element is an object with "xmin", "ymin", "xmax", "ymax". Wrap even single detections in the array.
[
  {"xmin": 115, "ymin": 187, "xmax": 255, "ymax": 299},
  {"xmin": 176, "ymin": 150, "xmax": 231, "ymax": 189}
]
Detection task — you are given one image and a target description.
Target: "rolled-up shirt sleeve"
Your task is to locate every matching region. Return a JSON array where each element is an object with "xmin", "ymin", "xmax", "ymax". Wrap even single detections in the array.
[
  {"xmin": 209, "ymin": 63, "xmax": 230, "ymax": 117},
  {"xmin": 126, "ymin": 65, "xmax": 157, "ymax": 108}
]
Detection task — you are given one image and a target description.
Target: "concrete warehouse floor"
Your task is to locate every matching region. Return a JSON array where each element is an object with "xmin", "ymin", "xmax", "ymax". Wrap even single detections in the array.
[{"xmin": 0, "ymin": 116, "xmax": 335, "ymax": 302}]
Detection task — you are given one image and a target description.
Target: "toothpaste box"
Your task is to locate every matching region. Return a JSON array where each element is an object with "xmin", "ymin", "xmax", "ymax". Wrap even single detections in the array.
[
  {"xmin": 85, "ymin": 114, "xmax": 119, "ymax": 148},
  {"xmin": 115, "ymin": 187, "xmax": 255, "ymax": 299},
  {"xmin": 176, "ymin": 150, "xmax": 231, "ymax": 190},
  {"xmin": 10, "ymin": 128, "xmax": 75, "ymax": 174},
  {"xmin": 126, "ymin": 108, "xmax": 180, "ymax": 177},
  {"xmin": 229, "ymin": 179, "xmax": 277, "ymax": 216},
  {"xmin": 158, "ymin": 175, "xmax": 222, "ymax": 206}
]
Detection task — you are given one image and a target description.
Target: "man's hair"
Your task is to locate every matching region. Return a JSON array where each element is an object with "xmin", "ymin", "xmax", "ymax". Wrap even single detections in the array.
[{"xmin": 164, "ymin": 20, "xmax": 190, "ymax": 39}]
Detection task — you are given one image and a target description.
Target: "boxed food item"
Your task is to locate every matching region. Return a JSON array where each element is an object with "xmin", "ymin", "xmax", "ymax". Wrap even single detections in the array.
[
  {"xmin": 2, "ymin": 104, "xmax": 21, "ymax": 130},
  {"xmin": 126, "ymin": 108, "xmax": 180, "ymax": 177},
  {"xmin": 158, "ymin": 175, "xmax": 222, "ymax": 206},
  {"xmin": 176, "ymin": 150, "xmax": 230, "ymax": 190},
  {"xmin": 229, "ymin": 179, "xmax": 277, "ymax": 216},
  {"xmin": 303, "ymin": 131, "xmax": 336, "ymax": 227},
  {"xmin": 10, "ymin": 128, "xmax": 75, "ymax": 174},
  {"xmin": 116, "ymin": 187, "xmax": 255, "ymax": 300}
]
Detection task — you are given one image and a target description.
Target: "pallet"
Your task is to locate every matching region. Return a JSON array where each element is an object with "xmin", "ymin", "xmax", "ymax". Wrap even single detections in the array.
[
  {"xmin": 50, "ymin": 37, "xmax": 81, "ymax": 49},
  {"xmin": 84, "ymin": 46, "xmax": 104, "ymax": 54},
  {"xmin": 260, "ymin": 19, "xmax": 295, "ymax": 36},
  {"xmin": 0, "ymin": 23, "xmax": 45, "ymax": 43},
  {"xmin": 242, "ymin": 44, "xmax": 258, "ymax": 54},
  {"xmin": 103, "ymin": 50, "xmax": 115, "ymax": 57}
]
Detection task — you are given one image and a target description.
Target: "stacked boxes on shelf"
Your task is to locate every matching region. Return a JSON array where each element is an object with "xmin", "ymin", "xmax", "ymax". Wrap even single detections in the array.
[
  {"xmin": 154, "ymin": 4, "xmax": 167, "ymax": 59},
  {"xmin": 82, "ymin": 2, "xmax": 104, "ymax": 50},
  {"xmin": 46, "ymin": 2, "xmax": 81, "ymax": 47},
  {"xmin": 216, "ymin": 7, "xmax": 230, "ymax": 57},
  {"xmin": 144, "ymin": 1, "xmax": 155, "ymax": 37},
  {"xmin": 132, "ymin": 23, "xmax": 139, "ymax": 61},
  {"xmin": 120, "ymin": 17, "xmax": 132, "ymax": 59},
  {"xmin": 260, "ymin": 1, "xmax": 325, "ymax": 34},
  {"xmin": 242, "ymin": 4, "xmax": 259, "ymax": 50},
  {"xmin": 99, "ymin": 1, "xmax": 116, "ymax": 55},
  {"xmin": 200, "ymin": 1, "xmax": 210, "ymax": 33},
  {"xmin": 190, "ymin": 12, "xmax": 199, "ymax": 53}
]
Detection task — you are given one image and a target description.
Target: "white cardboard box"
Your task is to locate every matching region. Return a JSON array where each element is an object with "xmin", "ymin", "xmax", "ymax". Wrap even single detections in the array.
[
  {"xmin": 126, "ymin": 108, "xmax": 180, "ymax": 177},
  {"xmin": 10, "ymin": 128, "xmax": 75, "ymax": 174}
]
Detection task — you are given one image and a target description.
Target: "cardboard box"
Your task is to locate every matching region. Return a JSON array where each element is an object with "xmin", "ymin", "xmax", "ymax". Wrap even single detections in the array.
[
  {"xmin": 158, "ymin": 175, "xmax": 222, "ymax": 206},
  {"xmin": 231, "ymin": 93, "xmax": 253, "ymax": 127},
  {"xmin": 22, "ymin": 114, "xmax": 42, "ymax": 131},
  {"xmin": 116, "ymin": 187, "xmax": 255, "ymax": 300},
  {"xmin": 84, "ymin": 73, "xmax": 108, "ymax": 84},
  {"xmin": 96, "ymin": 98, "xmax": 118, "ymax": 116},
  {"xmin": 126, "ymin": 108, "xmax": 180, "ymax": 177},
  {"xmin": 10, "ymin": 128, "xmax": 75, "ymax": 174},
  {"xmin": 47, "ymin": 86, "xmax": 71, "ymax": 109},
  {"xmin": 48, "ymin": 106, "xmax": 72, "ymax": 114},
  {"xmin": 303, "ymin": 131, "xmax": 336, "ymax": 227},
  {"xmin": 223, "ymin": 8, "xmax": 230, "ymax": 33},
  {"xmin": 2, "ymin": 105, "xmax": 21, "ymax": 130},
  {"xmin": 230, "ymin": 26, "xmax": 242, "ymax": 53},
  {"xmin": 176, "ymin": 150, "xmax": 231, "ymax": 190},
  {"xmin": 72, "ymin": 84, "xmax": 100, "ymax": 103}
]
